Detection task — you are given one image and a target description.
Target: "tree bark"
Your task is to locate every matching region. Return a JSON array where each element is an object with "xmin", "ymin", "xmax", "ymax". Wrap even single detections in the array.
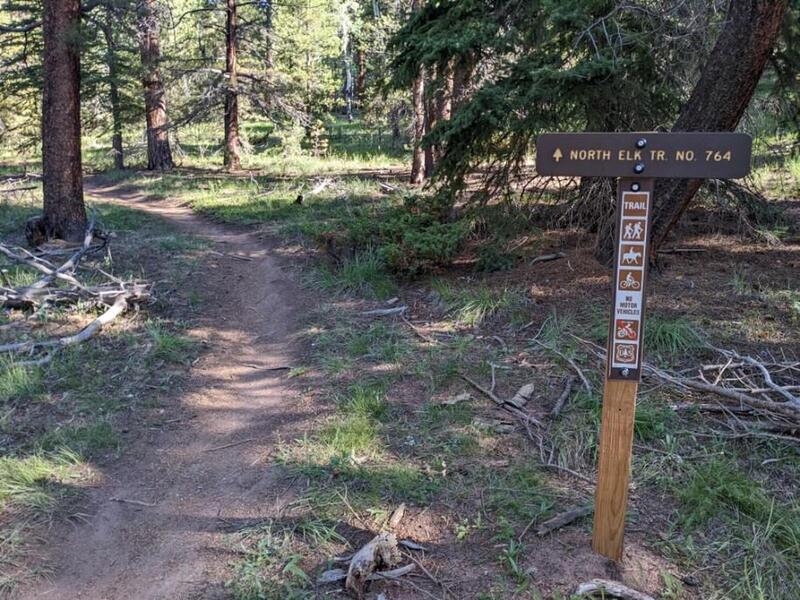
[
  {"xmin": 410, "ymin": 65, "xmax": 426, "ymax": 184},
  {"xmin": 423, "ymin": 64, "xmax": 437, "ymax": 179},
  {"xmin": 650, "ymin": 0, "xmax": 788, "ymax": 252},
  {"xmin": 355, "ymin": 46, "xmax": 367, "ymax": 104},
  {"xmin": 263, "ymin": 0, "xmax": 274, "ymax": 69},
  {"xmin": 138, "ymin": 0, "xmax": 174, "ymax": 171},
  {"xmin": 102, "ymin": 4, "xmax": 124, "ymax": 170},
  {"xmin": 224, "ymin": 0, "xmax": 241, "ymax": 170},
  {"xmin": 40, "ymin": 0, "xmax": 87, "ymax": 243}
]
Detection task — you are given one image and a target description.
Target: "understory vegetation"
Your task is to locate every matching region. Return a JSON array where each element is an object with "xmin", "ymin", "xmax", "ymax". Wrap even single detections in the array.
[
  {"xmin": 2, "ymin": 0, "xmax": 800, "ymax": 597},
  {"xmin": 0, "ymin": 190, "xmax": 202, "ymax": 594}
]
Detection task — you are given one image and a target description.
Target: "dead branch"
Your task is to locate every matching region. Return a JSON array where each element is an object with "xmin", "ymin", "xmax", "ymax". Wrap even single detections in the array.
[
  {"xmin": 574, "ymin": 579, "xmax": 655, "ymax": 600},
  {"xmin": 535, "ymin": 505, "xmax": 593, "ymax": 536},
  {"xmin": 533, "ymin": 340, "xmax": 592, "ymax": 394},
  {"xmin": 550, "ymin": 375, "xmax": 576, "ymax": 418},
  {"xmin": 570, "ymin": 334, "xmax": 800, "ymax": 431},
  {"xmin": 530, "ymin": 251, "xmax": 567, "ymax": 266},
  {"xmin": 460, "ymin": 374, "xmax": 545, "ymax": 429},
  {"xmin": 0, "ymin": 293, "xmax": 130, "ymax": 357}
]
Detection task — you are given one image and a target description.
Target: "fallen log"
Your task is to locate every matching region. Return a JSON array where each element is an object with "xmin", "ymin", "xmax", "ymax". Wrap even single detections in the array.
[
  {"xmin": 574, "ymin": 579, "xmax": 655, "ymax": 600},
  {"xmin": 536, "ymin": 505, "xmax": 593, "ymax": 536}
]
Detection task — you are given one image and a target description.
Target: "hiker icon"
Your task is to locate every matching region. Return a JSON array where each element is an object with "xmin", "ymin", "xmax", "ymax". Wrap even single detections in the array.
[{"xmin": 622, "ymin": 221, "xmax": 644, "ymax": 241}]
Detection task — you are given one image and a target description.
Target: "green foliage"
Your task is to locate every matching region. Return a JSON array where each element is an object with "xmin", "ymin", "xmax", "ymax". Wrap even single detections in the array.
[
  {"xmin": 315, "ymin": 250, "xmax": 396, "ymax": 300},
  {"xmin": 227, "ymin": 525, "xmax": 312, "ymax": 600},
  {"xmin": 0, "ymin": 360, "xmax": 43, "ymax": 404},
  {"xmin": 645, "ymin": 315, "xmax": 704, "ymax": 358},
  {"xmin": 146, "ymin": 321, "xmax": 197, "ymax": 365}
]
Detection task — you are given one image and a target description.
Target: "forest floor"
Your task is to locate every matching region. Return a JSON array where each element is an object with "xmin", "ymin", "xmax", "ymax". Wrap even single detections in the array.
[{"xmin": 1, "ymin": 150, "xmax": 799, "ymax": 599}]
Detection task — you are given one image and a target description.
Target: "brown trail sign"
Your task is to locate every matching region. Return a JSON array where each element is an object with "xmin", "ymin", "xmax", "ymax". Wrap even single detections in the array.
[{"xmin": 535, "ymin": 131, "xmax": 752, "ymax": 561}]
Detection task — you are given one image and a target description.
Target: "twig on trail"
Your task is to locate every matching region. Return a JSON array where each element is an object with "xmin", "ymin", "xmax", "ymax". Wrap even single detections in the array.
[
  {"xmin": 460, "ymin": 374, "xmax": 544, "ymax": 430},
  {"xmin": 550, "ymin": 375, "xmax": 576, "ymax": 418},
  {"xmin": 540, "ymin": 463, "xmax": 596, "ymax": 485},
  {"xmin": 533, "ymin": 340, "xmax": 592, "ymax": 394},
  {"xmin": 530, "ymin": 252, "xmax": 566, "ymax": 266},
  {"xmin": 400, "ymin": 313, "xmax": 438, "ymax": 345},
  {"xmin": 402, "ymin": 553, "xmax": 455, "ymax": 599},
  {"xmin": 208, "ymin": 250, "xmax": 253, "ymax": 262},
  {"xmin": 361, "ymin": 306, "xmax": 407, "ymax": 317},
  {"xmin": 574, "ymin": 579, "xmax": 655, "ymax": 600},
  {"xmin": 110, "ymin": 497, "xmax": 157, "ymax": 507},
  {"xmin": 204, "ymin": 438, "xmax": 257, "ymax": 452}
]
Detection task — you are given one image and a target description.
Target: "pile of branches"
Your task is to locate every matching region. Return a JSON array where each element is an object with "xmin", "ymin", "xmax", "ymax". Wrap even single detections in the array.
[
  {"xmin": 574, "ymin": 335, "xmax": 800, "ymax": 439},
  {"xmin": 0, "ymin": 222, "xmax": 151, "ymax": 366}
]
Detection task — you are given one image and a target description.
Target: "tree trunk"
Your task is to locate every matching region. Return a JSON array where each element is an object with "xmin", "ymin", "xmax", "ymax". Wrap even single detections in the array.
[
  {"xmin": 650, "ymin": 0, "xmax": 788, "ymax": 252},
  {"xmin": 224, "ymin": 0, "xmax": 241, "ymax": 170},
  {"xmin": 102, "ymin": 4, "xmax": 124, "ymax": 170},
  {"xmin": 263, "ymin": 0, "xmax": 274, "ymax": 69},
  {"xmin": 40, "ymin": 0, "xmax": 87, "ymax": 243},
  {"xmin": 410, "ymin": 65, "xmax": 426, "ymax": 184},
  {"xmin": 355, "ymin": 46, "xmax": 367, "ymax": 103},
  {"xmin": 138, "ymin": 0, "xmax": 174, "ymax": 171},
  {"xmin": 423, "ymin": 64, "xmax": 437, "ymax": 179},
  {"xmin": 452, "ymin": 54, "xmax": 475, "ymax": 111},
  {"xmin": 432, "ymin": 59, "xmax": 454, "ymax": 163}
]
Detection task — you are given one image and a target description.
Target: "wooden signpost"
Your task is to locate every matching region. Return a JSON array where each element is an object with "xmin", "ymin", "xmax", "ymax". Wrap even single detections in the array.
[{"xmin": 535, "ymin": 131, "xmax": 752, "ymax": 561}]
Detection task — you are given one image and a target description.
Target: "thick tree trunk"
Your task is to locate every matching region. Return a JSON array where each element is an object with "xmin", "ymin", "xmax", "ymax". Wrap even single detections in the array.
[
  {"xmin": 40, "ymin": 0, "xmax": 87, "ymax": 243},
  {"xmin": 650, "ymin": 0, "xmax": 788, "ymax": 252},
  {"xmin": 138, "ymin": 0, "xmax": 174, "ymax": 171},
  {"xmin": 410, "ymin": 65, "xmax": 426, "ymax": 184},
  {"xmin": 102, "ymin": 4, "xmax": 124, "ymax": 170},
  {"xmin": 224, "ymin": 0, "xmax": 241, "ymax": 170}
]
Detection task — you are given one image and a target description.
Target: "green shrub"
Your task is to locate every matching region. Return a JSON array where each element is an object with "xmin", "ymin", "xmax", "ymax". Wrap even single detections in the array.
[{"xmin": 314, "ymin": 196, "xmax": 470, "ymax": 277}]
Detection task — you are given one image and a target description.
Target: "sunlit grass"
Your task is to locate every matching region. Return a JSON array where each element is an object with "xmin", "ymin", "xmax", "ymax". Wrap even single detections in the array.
[{"xmin": 0, "ymin": 450, "xmax": 83, "ymax": 513}]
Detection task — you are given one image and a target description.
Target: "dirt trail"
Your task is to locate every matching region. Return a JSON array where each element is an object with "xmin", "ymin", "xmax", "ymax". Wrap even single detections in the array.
[{"xmin": 22, "ymin": 180, "xmax": 311, "ymax": 599}]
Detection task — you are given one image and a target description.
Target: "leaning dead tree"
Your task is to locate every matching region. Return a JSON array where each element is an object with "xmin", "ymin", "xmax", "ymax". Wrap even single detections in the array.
[
  {"xmin": 1, "ymin": 223, "xmax": 151, "ymax": 366},
  {"xmin": 650, "ymin": 0, "xmax": 789, "ymax": 253}
]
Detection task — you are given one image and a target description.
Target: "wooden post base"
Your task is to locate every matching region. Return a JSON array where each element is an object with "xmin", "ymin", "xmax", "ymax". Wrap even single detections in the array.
[{"xmin": 592, "ymin": 379, "xmax": 638, "ymax": 560}]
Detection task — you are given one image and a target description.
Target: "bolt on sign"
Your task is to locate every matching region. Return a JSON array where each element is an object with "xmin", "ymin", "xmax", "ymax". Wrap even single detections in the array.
[{"xmin": 535, "ymin": 132, "xmax": 752, "ymax": 561}]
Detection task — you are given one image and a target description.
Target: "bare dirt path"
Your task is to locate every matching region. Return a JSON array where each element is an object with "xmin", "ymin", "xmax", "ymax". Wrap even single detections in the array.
[{"xmin": 22, "ymin": 178, "xmax": 313, "ymax": 599}]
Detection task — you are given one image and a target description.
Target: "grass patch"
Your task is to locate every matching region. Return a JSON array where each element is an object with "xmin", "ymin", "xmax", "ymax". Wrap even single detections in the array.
[
  {"xmin": 0, "ymin": 360, "xmax": 43, "ymax": 404},
  {"xmin": 675, "ymin": 458, "xmax": 800, "ymax": 599},
  {"xmin": 314, "ymin": 251, "xmax": 396, "ymax": 300},
  {"xmin": 0, "ymin": 450, "xmax": 82, "ymax": 513},
  {"xmin": 645, "ymin": 315, "xmax": 704, "ymax": 358},
  {"xmin": 433, "ymin": 281, "xmax": 522, "ymax": 327},
  {"xmin": 227, "ymin": 523, "xmax": 313, "ymax": 600},
  {"xmin": 38, "ymin": 421, "xmax": 119, "ymax": 455},
  {"xmin": 146, "ymin": 321, "xmax": 197, "ymax": 365}
]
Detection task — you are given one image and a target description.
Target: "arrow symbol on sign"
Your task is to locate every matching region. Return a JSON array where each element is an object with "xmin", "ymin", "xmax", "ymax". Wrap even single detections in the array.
[{"xmin": 553, "ymin": 148, "xmax": 563, "ymax": 162}]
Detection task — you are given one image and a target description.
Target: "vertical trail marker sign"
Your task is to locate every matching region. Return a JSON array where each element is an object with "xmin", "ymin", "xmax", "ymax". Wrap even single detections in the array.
[{"xmin": 535, "ymin": 132, "xmax": 752, "ymax": 560}]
